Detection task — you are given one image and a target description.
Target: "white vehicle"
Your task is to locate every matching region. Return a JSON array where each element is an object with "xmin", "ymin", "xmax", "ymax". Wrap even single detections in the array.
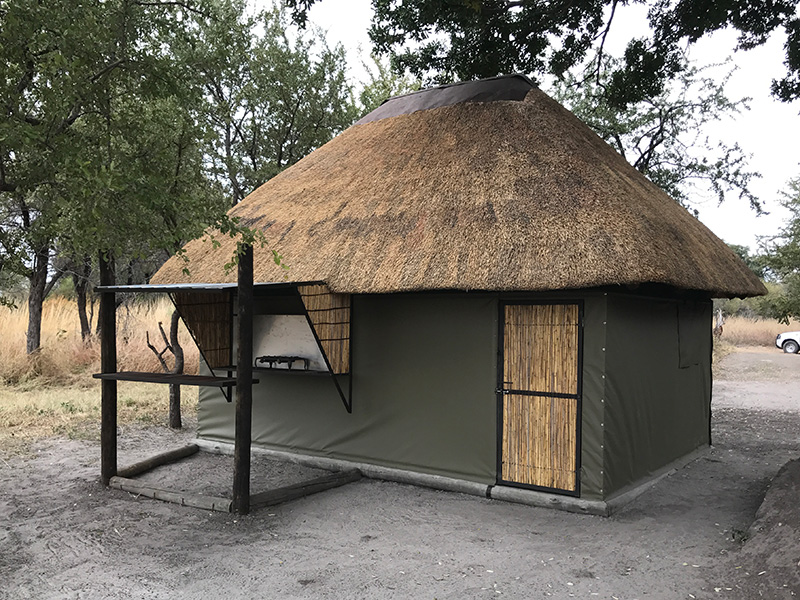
[{"xmin": 775, "ymin": 331, "xmax": 800, "ymax": 354}]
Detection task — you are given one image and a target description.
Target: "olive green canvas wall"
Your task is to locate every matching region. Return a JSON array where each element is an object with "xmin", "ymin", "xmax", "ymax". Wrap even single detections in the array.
[
  {"xmin": 602, "ymin": 294, "xmax": 712, "ymax": 497},
  {"xmin": 196, "ymin": 289, "xmax": 708, "ymax": 501},
  {"xmin": 200, "ymin": 293, "xmax": 499, "ymax": 483}
]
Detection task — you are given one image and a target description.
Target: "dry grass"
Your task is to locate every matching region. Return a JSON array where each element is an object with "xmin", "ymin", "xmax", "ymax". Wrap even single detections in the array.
[
  {"xmin": 0, "ymin": 296, "xmax": 199, "ymax": 384},
  {"xmin": 0, "ymin": 296, "xmax": 200, "ymax": 454},
  {"xmin": 0, "ymin": 381, "xmax": 198, "ymax": 455},
  {"xmin": 719, "ymin": 316, "xmax": 800, "ymax": 347}
]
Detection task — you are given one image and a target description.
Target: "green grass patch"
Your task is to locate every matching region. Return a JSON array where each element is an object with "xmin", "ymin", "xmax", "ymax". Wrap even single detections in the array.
[{"xmin": 0, "ymin": 380, "xmax": 197, "ymax": 456}]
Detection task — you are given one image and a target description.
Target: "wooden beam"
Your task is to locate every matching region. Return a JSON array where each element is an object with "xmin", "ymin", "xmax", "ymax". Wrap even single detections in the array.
[
  {"xmin": 116, "ymin": 444, "xmax": 199, "ymax": 479},
  {"xmin": 109, "ymin": 477, "xmax": 231, "ymax": 512},
  {"xmin": 232, "ymin": 244, "xmax": 254, "ymax": 515},
  {"xmin": 251, "ymin": 469, "xmax": 362, "ymax": 508},
  {"xmin": 92, "ymin": 372, "xmax": 257, "ymax": 387},
  {"xmin": 99, "ymin": 253, "xmax": 117, "ymax": 486}
]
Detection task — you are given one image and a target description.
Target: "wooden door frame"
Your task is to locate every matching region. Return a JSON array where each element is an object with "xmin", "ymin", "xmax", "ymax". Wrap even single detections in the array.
[{"xmin": 495, "ymin": 299, "xmax": 584, "ymax": 497}]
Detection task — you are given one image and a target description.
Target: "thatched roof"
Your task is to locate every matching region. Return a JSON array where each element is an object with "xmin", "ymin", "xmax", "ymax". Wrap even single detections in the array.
[{"xmin": 152, "ymin": 76, "xmax": 765, "ymax": 298}]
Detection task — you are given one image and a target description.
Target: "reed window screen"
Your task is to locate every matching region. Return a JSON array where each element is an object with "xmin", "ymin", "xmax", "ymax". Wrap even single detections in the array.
[
  {"xmin": 298, "ymin": 284, "xmax": 351, "ymax": 375},
  {"xmin": 172, "ymin": 291, "xmax": 233, "ymax": 369}
]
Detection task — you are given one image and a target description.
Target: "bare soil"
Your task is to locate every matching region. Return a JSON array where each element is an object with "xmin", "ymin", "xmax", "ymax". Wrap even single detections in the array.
[{"xmin": 1, "ymin": 348, "xmax": 798, "ymax": 600}]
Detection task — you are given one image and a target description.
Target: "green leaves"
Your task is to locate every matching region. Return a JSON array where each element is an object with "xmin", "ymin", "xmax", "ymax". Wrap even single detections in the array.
[
  {"xmin": 0, "ymin": 0, "xmax": 257, "ymax": 280},
  {"xmin": 292, "ymin": 0, "xmax": 800, "ymax": 107},
  {"xmin": 195, "ymin": 4, "xmax": 357, "ymax": 206},
  {"xmin": 550, "ymin": 56, "xmax": 760, "ymax": 214},
  {"xmin": 756, "ymin": 179, "xmax": 800, "ymax": 322},
  {"xmin": 358, "ymin": 55, "xmax": 421, "ymax": 116}
]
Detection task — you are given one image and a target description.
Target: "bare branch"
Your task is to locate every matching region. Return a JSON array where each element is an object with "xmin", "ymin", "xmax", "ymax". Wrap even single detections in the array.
[
  {"xmin": 593, "ymin": 0, "xmax": 619, "ymax": 88},
  {"xmin": 146, "ymin": 330, "xmax": 171, "ymax": 372},
  {"xmin": 133, "ymin": 1, "xmax": 213, "ymax": 18},
  {"xmin": 157, "ymin": 320, "xmax": 173, "ymax": 352}
]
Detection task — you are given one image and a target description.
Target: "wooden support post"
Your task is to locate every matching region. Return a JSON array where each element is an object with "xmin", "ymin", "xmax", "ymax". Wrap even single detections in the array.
[
  {"xmin": 232, "ymin": 244, "xmax": 254, "ymax": 515},
  {"xmin": 99, "ymin": 253, "xmax": 117, "ymax": 485}
]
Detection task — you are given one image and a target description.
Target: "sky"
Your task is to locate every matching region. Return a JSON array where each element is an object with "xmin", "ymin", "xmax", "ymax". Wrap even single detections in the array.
[{"xmin": 296, "ymin": 1, "xmax": 800, "ymax": 252}]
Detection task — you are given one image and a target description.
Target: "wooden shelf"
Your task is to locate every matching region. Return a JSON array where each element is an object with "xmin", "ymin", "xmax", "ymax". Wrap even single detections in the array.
[{"xmin": 92, "ymin": 372, "xmax": 259, "ymax": 386}]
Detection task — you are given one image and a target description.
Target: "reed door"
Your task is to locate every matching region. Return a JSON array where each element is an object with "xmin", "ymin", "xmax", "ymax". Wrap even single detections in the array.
[{"xmin": 499, "ymin": 302, "xmax": 581, "ymax": 494}]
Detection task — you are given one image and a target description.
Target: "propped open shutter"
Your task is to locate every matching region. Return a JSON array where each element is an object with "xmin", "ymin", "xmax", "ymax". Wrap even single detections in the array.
[
  {"xmin": 297, "ymin": 284, "xmax": 351, "ymax": 374},
  {"xmin": 172, "ymin": 291, "xmax": 232, "ymax": 369}
]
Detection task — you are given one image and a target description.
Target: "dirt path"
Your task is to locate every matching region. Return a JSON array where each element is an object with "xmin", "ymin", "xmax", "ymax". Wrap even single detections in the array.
[{"xmin": 1, "ymin": 348, "xmax": 798, "ymax": 600}]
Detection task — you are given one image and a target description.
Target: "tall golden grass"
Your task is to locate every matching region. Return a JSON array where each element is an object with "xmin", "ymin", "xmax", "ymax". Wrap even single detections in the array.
[
  {"xmin": 0, "ymin": 296, "xmax": 200, "ymax": 453},
  {"xmin": 719, "ymin": 315, "xmax": 800, "ymax": 347},
  {"xmin": 0, "ymin": 296, "xmax": 199, "ymax": 384}
]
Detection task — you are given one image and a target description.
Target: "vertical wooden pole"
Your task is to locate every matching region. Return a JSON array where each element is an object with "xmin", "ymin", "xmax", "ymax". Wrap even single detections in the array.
[
  {"xmin": 99, "ymin": 253, "xmax": 117, "ymax": 485},
  {"xmin": 232, "ymin": 244, "xmax": 253, "ymax": 514}
]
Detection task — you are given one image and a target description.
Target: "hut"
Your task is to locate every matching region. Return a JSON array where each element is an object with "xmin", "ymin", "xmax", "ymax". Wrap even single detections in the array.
[{"xmin": 140, "ymin": 75, "xmax": 764, "ymax": 514}]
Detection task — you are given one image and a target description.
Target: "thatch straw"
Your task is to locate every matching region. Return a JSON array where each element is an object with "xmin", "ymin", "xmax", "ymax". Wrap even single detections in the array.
[{"xmin": 152, "ymin": 84, "xmax": 765, "ymax": 299}]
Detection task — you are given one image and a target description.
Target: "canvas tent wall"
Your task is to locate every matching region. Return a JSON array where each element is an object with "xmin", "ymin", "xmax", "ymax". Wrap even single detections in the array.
[{"xmin": 191, "ymin": 288, "xmax": 710, "ymax": 502}]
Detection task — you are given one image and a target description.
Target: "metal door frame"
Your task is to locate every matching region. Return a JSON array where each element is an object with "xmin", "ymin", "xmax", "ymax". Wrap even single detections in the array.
[{"xmin": 496, "ymin": 299, "xmax": 584, "ymax": 497}]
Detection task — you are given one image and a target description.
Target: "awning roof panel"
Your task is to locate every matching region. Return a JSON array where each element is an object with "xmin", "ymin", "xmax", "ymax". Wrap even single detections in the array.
[{"xmin": 95, "ymin": 281, "xmax": 324, "ymax": 293}]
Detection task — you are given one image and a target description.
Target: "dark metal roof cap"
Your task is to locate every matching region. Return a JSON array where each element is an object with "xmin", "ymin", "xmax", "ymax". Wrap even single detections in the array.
[{"xmin": 355, "ymin": 74, "xmax": 535, "ymax": 125}]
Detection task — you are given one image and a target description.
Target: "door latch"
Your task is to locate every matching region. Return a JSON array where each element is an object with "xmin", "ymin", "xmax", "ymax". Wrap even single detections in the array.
[{"xmin": 496, "ymin": 382, "xmax": 513, "ymax": 395}]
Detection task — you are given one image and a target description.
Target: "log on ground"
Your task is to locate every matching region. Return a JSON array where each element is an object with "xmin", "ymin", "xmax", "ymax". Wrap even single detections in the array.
[
  {"xmin": 116, "ymin": 444, "xmax": 199, "ymax": 479},
  {"xmin": 251, "ymin": 469, "xmax": 361, "ymax": 508},
  {"xmin": 109, "ymin": 476, "xmax": 231, "ymax": 512}
]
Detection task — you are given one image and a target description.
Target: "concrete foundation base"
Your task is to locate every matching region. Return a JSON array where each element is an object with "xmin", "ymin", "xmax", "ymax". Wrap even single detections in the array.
[{"xmin": 194, "ymin": 439, "xmax": 709, "ymax": 516}]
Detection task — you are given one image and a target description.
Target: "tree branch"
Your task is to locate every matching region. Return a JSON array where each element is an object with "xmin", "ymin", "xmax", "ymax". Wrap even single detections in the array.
[
  {"xmin": 157, "ymin": 320, "xmax": 173, "ymax": 352},
  {"xmin": 133, "ymin": 1, "xmax": 213, "ymax": 18},
  {"xmin": 146, "ymin": 330, "xmax": 171, "ymax": 372},
  {"xmin": 169, "ymin": 310, "xmax": 184, "ymax": 375},
  {"xmin": 42, "ymin": 268, "xmax": 65, "ymax": 298},
  {"xmin": 593, "ymin": 0, "xmax": 619, "ymax": 88},
  {"xmin": 89, "ymin": 58, "xmax": 127, "ymax": 84}
]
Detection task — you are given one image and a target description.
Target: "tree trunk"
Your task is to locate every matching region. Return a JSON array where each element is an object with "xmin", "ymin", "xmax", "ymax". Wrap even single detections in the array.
[
  {"xmin": 168, "ymin": 384, "xmax": 181, "ymax": 429},
  {"xmin": 73, "ymin": 255, "xmax": 92, "ymax": 342},
  {"xmin": 26, "ymin": 245, "xmax": 50, "ymax": 354},
  {"xmin": 95, "ymin": 299, "xmax": 102, "ymax": 336},
  {"xmin": 169, "ymin": 309, "xmax": 184, "ymax": 429},
  {"xmin": 88, "ymin": 295, "xmax": 96, "ymax": 334}
]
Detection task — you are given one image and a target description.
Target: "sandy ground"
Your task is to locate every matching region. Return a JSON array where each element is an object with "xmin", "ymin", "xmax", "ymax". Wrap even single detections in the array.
[{"xmin": 1, "ymin": 348, "xmax": 798, "ymax": 600}]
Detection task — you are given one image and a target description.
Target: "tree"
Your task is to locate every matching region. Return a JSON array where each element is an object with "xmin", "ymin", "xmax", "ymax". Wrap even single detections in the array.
[
  {"xmin": 358, "ymin": 55, "xmax": 421, "ymax": 116},
  {"xmin": 146, "ymin": 311, "xmax": 185, "ymax": 429},
  {"xmin": 549, "ymin": 57, "xmax": 761, "ymax": 213},
  {"xmin": 760, "ymin": 178, "xmax": 800, "ymax": 322},
  {"xmin": 188, "ymin": 3, "xmax": 358, "ymax": 205},
  {"xmin": 713, "ymin": 244, "xmax": 776, "ymax": 319},
  {"xmin": 0, "ymin": 0, "xmax": 236, "ymax": 352},
  {"xmin": 1, "ymin": 0, "xmax": 353, "ymax": 355},
  {"xmin": 286, "ymin": 0, "xmax": 800, "ymax": 107}
]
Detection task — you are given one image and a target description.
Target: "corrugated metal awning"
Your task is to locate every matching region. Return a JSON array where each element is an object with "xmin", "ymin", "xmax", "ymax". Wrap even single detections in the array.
[{"xmin": 94, "ymin": 281, "xmax": 324, "ymax": 293}]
